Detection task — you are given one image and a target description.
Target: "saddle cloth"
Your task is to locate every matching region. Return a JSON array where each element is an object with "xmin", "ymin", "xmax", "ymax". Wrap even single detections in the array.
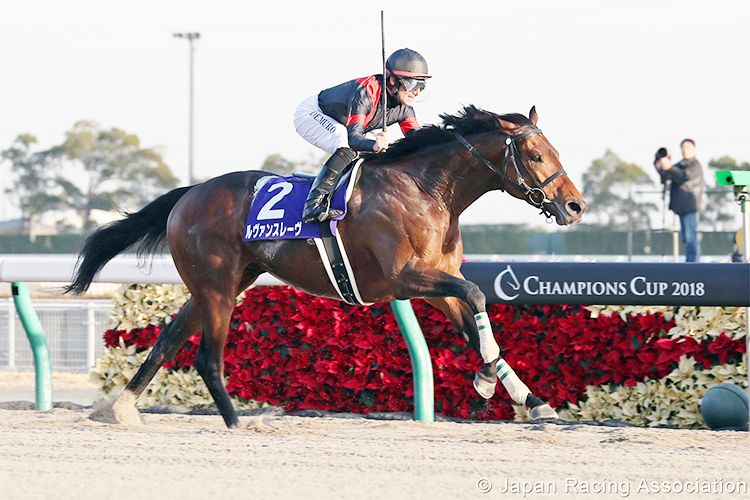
[{"xmin": 244, "ymin": 170, "xmax": 351, "ymax": 242}]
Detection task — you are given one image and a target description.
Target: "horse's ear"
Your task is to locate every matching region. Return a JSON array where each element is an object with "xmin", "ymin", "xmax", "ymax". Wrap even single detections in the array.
[{"xmin": 529, "ymin": 106, "xmax": 538, "ymax": 125}]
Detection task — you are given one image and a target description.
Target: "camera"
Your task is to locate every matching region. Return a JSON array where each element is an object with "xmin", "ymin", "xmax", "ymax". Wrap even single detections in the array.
[
  {"xmin": 654, "ymin": 147, "xmax": 668, "ymax": 161},
  {"xmin": 654, "ymin": 147, "xmax": 669, "ymax": 169}
]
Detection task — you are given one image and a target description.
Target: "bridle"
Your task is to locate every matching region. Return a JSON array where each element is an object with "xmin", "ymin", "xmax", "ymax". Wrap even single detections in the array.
[{"xmin": 452, "ymin": 127, "xmax": 567, "ymax": 220}]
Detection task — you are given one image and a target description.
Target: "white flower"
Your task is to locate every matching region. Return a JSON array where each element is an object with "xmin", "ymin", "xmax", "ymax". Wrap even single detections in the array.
[
  {"xmin": 561, "ymin": 363, "xmax": 748, "ymax": 429},
  {"xmin": 90, "ymin": 344, "xmax": 265, "ymax": 410},
  {"xmin": 107, "ymin": 283, "xmax": 192, "ymax": 332}
]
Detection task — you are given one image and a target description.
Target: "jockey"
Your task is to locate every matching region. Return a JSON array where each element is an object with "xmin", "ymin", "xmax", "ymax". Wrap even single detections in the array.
[{"xmin": 294, "ymin": 48, "xmax": 431, "ymax": 223}]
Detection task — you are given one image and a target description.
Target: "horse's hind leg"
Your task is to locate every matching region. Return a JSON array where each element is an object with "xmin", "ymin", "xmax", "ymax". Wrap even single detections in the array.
[
  {"xmin": 90, "ymin": 299, "xmax": 202, "ymax": 425},
  {"xmin": 191, "ymin": 273, "xmax": 260, "ymax": 429},
  {"xmin": 193, "ymin": 296, "xmax": 240, "ymax": 428}
]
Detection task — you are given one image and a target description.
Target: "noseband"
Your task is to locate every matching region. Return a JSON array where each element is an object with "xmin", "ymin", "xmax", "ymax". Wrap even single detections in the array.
[{"xmin": 452, "ymin": 128, "xmax": 567, "ymax": 220}]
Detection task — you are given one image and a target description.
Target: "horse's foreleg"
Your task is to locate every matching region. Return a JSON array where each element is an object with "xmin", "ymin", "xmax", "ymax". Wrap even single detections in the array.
[
  {"xmin": 90, "ymin": 299, "xmax": 202, "ymax": 425},
  {"xmin": 424, "ymin": 295, "xmax": 522, "ymax": 400},
  {"xmin": 401, "ymin": 261, "xmax": 557, "ymax": 420}
]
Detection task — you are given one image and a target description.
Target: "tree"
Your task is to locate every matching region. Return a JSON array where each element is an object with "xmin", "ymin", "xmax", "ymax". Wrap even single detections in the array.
[
  {"xmin": 58, "ymin": 121, "xmax": 179, "ymax": 232},
  {"xmin": 581, "ymin": 149, "xmax": 657, "ymax": 230},
  {"xmin": 1, "ymin": 134, "xmax": 64, "ymax": 234},
  {"xmin": 701, "ymin": 156, "xmax": 750, "ymax": 231},
  {"xmin": 260, "ymin": 152, "xmax": 327, "ymax": 176}
]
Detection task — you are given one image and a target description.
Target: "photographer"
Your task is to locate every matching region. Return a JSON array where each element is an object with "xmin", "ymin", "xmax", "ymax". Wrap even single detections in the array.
[{"xmin": 654, "ymin": 139, "xmax": 704, "ymax": 262}]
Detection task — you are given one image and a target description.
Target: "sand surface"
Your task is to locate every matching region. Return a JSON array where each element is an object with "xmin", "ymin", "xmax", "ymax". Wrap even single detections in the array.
[
  {"xmin": 0, "ymin": 370, "xmax": 98, "ymax": 405},
  {"xmin": 0, "ymin": 370, "xmax": 748, "ymax": 500}
]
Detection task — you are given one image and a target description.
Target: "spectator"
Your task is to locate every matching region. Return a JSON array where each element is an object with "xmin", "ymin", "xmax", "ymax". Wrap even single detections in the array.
[{"xmin": 655, "ymin": 139, "xmax": 704, "ymax": 262}]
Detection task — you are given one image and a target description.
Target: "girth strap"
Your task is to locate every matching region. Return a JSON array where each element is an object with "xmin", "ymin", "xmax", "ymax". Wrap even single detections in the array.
[{"xmin": 319, "ymin": 222, "xmax": 359, "ymax": 305}]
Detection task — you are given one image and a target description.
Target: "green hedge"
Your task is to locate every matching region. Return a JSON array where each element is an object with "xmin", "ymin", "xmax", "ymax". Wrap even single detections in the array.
[
  {"xmin": 459, "ymin": 225, "xmax": 530, "ymax": 254},
  {"xmin": 0, "ymin": 228, "xmax": 737, "ymax": 256},
  {"xmin": 563, "ymin": 230, "xmax": 735, "ymax": 256},
  {"xmin": 459, "ymin": 225, "xmax": 735, "ymax": 256},
  {"xmin": 0, "ymin": 234, "xmax": 87, "ymax": 254}
]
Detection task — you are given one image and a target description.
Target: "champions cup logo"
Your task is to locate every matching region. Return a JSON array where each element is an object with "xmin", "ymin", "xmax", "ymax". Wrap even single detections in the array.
[
  {"xmin": 489, "ymin": 264, "xmax": 709, "ymax": 303},
  {"xmin": 493, "ymin": 265, "xmax": 520, "ymax": 301}
]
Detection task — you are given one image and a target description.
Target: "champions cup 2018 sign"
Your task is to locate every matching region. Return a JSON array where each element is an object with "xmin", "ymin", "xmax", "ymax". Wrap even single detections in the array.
[{"xmin": 459, "ymin": 262, "xmax": 750, "ymax": 307}]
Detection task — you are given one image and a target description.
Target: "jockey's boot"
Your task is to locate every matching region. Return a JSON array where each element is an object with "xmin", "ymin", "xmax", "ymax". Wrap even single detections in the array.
[{"xmin": 302, "ymin": 147, "xmax": 358, "ymax": 223}]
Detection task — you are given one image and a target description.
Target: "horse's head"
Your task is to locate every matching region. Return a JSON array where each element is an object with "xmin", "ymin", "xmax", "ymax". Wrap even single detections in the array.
[
  {"xmin": 371, "ymin": 105, "xmax": 587, "ymax": 225},
  {"xmin": 495, "ymin": 107, "xmax": 587, "ymax": 225}
]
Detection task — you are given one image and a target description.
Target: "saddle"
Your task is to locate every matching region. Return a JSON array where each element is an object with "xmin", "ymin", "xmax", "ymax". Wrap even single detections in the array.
[{"xmin": 244, "ymin": 160, "xmax": 370, "ymax": 306}]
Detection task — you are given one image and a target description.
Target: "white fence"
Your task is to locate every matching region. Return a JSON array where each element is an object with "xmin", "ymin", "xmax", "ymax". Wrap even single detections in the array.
[
  {"xmin": 0, "ymin": 255, "xmax": 283, "ymax": 374},
  {"xmin": 0, "ymin": 299, "xmax": 111, "ymax": 372},
  {"xmin": 0, "ymin": 254, "xmax": 284, "ymax": 285}
]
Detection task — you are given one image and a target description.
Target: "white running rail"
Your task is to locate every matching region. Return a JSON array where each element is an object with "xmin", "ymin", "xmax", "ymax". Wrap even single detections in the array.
[{"xmin": 0, "ymin": 255, "xmax": 285, "ymax": 286}]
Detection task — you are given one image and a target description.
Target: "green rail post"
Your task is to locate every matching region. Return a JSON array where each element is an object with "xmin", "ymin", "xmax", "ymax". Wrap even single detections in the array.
[
  {"xmin": 391, "ymin": 300, "xmax": 434, "ymax": 421},
  {"xmin": 11, "ymin": 282, "xmax": 52, "ymax": 411}
]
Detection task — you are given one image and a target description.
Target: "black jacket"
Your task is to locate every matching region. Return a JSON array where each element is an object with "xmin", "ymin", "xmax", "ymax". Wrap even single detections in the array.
[
  {"xmin": 317, "ymin": 75, "xmax": 419, "ymax": 151},
  {"xmin": 662, "ymin": 158, "xmax": 703, "ymax": 215}
]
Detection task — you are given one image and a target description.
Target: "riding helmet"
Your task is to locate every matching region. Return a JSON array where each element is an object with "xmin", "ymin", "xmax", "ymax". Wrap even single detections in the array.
[{"xmin": 386, "ymin": 48, "xmax": 431, "ymax": 79}]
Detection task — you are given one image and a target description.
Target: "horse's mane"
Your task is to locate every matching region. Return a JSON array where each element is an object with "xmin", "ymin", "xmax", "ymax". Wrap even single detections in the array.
[{"xmin": 367, "ymin": 105, "xmax": 534, "ymax": 163}]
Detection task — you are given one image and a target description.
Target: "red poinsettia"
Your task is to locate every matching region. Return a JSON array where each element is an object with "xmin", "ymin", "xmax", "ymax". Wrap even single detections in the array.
[{"xmin": 106, "ymin": 286, "xmax": 745, "ymax": 420}]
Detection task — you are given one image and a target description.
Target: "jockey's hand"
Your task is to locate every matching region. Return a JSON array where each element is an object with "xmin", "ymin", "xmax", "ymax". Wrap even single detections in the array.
[{"xmin": 373, "ymin": 132, "xmax": 389, "ymax": 152}]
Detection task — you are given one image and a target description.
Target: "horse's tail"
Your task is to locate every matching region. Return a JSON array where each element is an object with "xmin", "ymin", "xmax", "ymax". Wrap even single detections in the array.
[{"xmin": 64, "ymin": 186, "xmax": 193, "ymax": 295}]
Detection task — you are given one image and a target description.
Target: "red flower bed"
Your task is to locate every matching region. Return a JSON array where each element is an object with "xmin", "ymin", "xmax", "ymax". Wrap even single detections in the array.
[{"xmin": 104, "ymin": 287, "xmax": 746, "ymax": 420}]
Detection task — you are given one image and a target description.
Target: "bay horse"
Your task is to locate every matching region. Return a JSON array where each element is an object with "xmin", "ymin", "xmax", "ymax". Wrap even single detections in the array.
[{"xmin": 66, "ymin": 105, "xmax": 587, "ymax": 428}]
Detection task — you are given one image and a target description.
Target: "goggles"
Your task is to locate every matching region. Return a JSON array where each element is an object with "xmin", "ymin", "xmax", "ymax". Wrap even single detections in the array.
[{"xmin": 397, "ymin": 76, "xmax": 427, "ymax": 93}]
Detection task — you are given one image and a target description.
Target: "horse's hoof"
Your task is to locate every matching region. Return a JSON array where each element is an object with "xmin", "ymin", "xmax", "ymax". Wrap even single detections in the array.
[
  {"xmin": 473, "ymin": 372, "xmax": 497, "ymax": 399},
  {"xmin": 89, "ymin": 391, "xmax": 144, "ymax": 426},
  {"xmin": 89, "ymin": 404, "xmax": 145, "ymax": 426},
  {"xmin": 529, "ymin": 403, "xmax": 558, "ymax": 421}
]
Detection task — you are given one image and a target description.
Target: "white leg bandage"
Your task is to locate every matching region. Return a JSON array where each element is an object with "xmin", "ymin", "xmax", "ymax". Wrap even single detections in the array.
[
  {"xmin": 475, "ymin": 312, "xmax": 500, "ymax": 363},
  {"xmin": 497, "ymin": 358, "xmax": 531, "ymax": 405}
]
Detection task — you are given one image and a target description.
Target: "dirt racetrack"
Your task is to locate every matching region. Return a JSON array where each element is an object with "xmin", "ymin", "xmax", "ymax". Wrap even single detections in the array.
[{"xmin": 0, "ymin": 371, "xmax": 748, "ymax": 500}]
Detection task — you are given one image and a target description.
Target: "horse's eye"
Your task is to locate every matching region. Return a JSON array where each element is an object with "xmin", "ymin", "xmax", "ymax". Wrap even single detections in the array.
[{"xmin": 531, "ymin": 154, "xmax": 543, "ymax": 163}]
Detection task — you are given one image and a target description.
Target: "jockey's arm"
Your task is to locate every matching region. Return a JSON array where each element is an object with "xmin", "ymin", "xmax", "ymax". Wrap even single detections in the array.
[
  {"xmin": 345, "ymin": 121, "xmax": 378, "ymax": 152},
  {"xmin": 345, "ymin": 93, "xmax": 420, "ymax": 152}
]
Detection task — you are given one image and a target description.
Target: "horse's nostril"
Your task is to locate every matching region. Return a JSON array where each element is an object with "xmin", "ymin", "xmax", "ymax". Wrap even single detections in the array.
[{"xmin": 567, "ymin": 201, "xmax": 582, "ymax": 215}]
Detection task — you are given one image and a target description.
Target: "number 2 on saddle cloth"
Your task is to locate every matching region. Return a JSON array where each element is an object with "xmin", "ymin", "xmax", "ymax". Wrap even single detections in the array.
[{"xmin": 243, "ymin": 175, "xmax": 350, "ymax": 242}]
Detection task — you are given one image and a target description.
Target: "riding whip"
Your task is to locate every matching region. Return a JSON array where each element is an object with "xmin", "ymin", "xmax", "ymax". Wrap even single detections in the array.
[{"xmin": 381, "ymin": 10, "xmax": 387, "ymax": 134}]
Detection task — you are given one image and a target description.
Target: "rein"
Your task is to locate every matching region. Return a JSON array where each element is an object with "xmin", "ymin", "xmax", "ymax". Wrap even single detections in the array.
[{"xmin": 452, "ymin": 128, "xmax": 567, "ymax": 221}]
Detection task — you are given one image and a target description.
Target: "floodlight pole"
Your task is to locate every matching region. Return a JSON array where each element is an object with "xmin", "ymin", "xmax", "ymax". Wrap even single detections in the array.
[{"xmin": 174, "ymin": 32, "xmax": 200, "ymax": 186}]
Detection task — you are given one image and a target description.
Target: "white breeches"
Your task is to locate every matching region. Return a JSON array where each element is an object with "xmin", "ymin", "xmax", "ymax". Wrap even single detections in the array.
[{"xmin": 293, "ymin": 95, "xmax": 350, "ymax": 154}]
